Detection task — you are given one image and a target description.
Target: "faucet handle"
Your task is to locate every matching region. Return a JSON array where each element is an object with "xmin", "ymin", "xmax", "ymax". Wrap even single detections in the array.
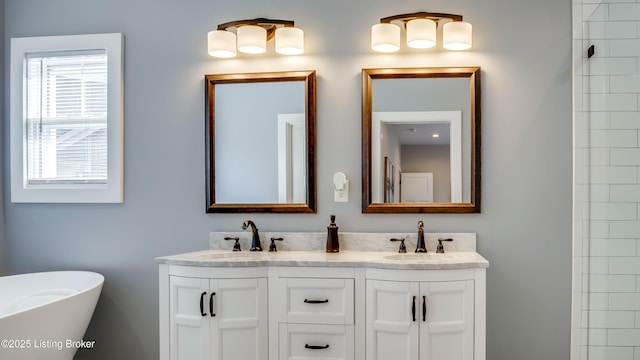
[
  {"xmin": 436, "ymin": 238, "xmax": 453, "ymax": 253},
  {"xmin": 224, "ymin": 236, "xmax": 241, "ymax": 251},
  {"xmin": 269, "ymin": 237, "xmax": 284, "ymax": 252},
  {"xmin": 390, "ymin": 238, "xmax": 407, "ymax": 253}
]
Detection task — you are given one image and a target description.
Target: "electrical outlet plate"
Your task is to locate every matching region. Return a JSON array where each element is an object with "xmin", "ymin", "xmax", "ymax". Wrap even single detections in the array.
[{"xmin": 334, "ymin": 181, "xmax": 349, "ymax": 202}]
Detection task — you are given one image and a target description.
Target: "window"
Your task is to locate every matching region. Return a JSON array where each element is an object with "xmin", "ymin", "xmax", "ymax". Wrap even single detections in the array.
[{"xmin": 10, "ymin": 34, "xmax": 123, "ymax": 203}]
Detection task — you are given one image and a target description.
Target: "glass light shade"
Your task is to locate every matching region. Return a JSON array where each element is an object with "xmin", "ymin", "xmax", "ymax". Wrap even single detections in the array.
[
  {"xmin": 207, "ymin": 30, "xmax": 237, "ymax": 58},
  {"xmin": 275, "ymin": 27, "xmax": 304, "ymax": 55},
  {"xmin": 371, "ymin": 23, "xmax": 400, "ymax": 52},
  {"xmin": 237, "ymin": 25, "xmax": 267, "ymax": 54},
  {"xmin": 443, "ymin": 21, "xmax": 472, "ymax": 50},
  {"xmin": 406, "ymin": 18, "xmax": 436, "ymax": 49}
]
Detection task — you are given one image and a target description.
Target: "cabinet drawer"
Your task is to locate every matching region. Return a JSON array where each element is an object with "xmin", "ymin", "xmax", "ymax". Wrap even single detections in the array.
[
  {"xmin": 278, "ymin": 323, "xmax": 354, "ymax": 360},
  {"xmin": 279, "ymin": 278, "xmax": 354, "ymax": 324}
]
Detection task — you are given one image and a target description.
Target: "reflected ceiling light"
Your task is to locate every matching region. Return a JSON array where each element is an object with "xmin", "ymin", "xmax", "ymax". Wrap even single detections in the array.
[
  {"xmin": 208, "ymin": 18, "xmax": 304, "ymax": 58},
  {"xmin": 371, "ymin": 12, "xmax": 472, "ymax": 52}
]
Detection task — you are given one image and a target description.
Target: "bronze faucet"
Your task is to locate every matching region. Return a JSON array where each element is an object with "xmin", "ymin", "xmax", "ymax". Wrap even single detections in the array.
[
  {"xmin": 415, "ymin": 220, "xmax": 427, "ymax": 253},
  {"xmin": 242, "ymin": 220, "xmax": 263, "ymax": 251}
]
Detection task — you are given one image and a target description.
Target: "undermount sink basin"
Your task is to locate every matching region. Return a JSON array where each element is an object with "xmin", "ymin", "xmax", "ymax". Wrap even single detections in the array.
[
  {"xmin": 384, "ymin": 253, "xmax": 455, "ymax": 261},
  {"xmin": 197, "ymin": 252, "xmax": 270, "ymax": 260}
]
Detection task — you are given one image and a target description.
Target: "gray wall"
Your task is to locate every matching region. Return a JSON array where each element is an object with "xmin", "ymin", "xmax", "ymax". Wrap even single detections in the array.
[{"xmin": 2, "ymin": 0, "xmax": 572, "ymax": 359}]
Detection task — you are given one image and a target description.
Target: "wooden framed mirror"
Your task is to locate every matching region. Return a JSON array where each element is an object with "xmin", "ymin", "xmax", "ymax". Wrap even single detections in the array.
[
  {"xmin": 362, "ymin": 67, "xmax": 481, "ymax": 213},
  {"xmin": 205, "ymin": 71, "xmax": 316, "ymax": 213}
]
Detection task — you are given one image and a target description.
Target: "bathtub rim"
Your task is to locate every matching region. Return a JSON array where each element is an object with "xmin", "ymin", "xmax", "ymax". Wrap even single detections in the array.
[{"xmin": 0, "ymin": 270, "xmax": 104, "ymax": 320}]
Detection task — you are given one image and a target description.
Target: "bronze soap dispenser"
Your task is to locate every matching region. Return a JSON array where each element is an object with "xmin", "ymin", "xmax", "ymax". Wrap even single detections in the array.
[{"xmin": 326, "ymin": 215, "xmax": 340, "ymax": 253}]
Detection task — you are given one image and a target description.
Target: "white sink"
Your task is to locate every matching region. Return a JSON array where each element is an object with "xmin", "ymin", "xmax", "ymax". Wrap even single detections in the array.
[
  {"xmin": 384, "ymin": 253, "xmax": 455, "ymax": 261},
  {"xmin": 197, "ymin": 252, "xmax": 271, "ymax": 260}
]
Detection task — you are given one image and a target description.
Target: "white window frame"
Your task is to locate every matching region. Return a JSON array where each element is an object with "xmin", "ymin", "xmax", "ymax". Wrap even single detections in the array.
[{"xmin": 10, "ymin": 33, "xmax": 124, "ymax": 203}]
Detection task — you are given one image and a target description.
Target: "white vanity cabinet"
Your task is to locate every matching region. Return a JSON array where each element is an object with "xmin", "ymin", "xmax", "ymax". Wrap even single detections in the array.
[
  {"xmin": 366, "ymin": 268, "xmax": 485, "ymax": 360},
  {"xmin": 159, "ymin": 265, "xmax": 268, "ymax": 360},
  {"xmin": 158, "ymin": 245, "xmax": 488, "ymax": 360},
  {"xmin": 271, "ymin": 267, "xmax": 357, "ymax": 360}
]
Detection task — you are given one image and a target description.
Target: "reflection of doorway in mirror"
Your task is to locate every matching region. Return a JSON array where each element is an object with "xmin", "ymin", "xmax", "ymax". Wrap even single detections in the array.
[
  {"xmin": 372, "ymin": 111, "xmax": 462, "ymax": 203},
  {"xmin": 277, "ymin": 114, "xmax": 306, "ymax": 203},
  {"xmin": 400, "ymin": 173, "xmax": 434, "ymax": 202}
]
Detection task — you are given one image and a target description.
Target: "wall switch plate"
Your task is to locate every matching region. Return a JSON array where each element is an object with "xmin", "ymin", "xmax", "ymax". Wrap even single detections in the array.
[{"xmin": 334, "ymin": 181, "xmax": 349, "ymax": 202}]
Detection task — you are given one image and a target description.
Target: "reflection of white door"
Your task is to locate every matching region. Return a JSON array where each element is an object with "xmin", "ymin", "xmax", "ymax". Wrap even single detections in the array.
[
  {"xmin": 278, "ymin": 114, "xmax": 306, "ymax": 203},
  {"xmin": 401, "ymin": 173, "xmax": 433, "ymax": 203}
]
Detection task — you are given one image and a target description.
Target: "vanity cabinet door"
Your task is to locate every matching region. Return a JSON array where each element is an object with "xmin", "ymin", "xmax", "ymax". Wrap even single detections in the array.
[
  {"xmin": 366, "ymin": 279, "xmax": 474, "ymax": 360},
  {"xmin": 366, "ymin": 280, "xmax": 420, "ymax": 360},
  {"xmin": 169, "ymin": 276, "xmax": 268, "ymax": 360},
  {"xmin": 419, "ymin": 280, "xmax": 474, "ymax": 360},
  {"xmin": 169, "ymin": 276, "xmax": 210, "ymax": 360},
  {"xmin": 210, "ymin": 278, "xmax": 268, "ymax": 360}
]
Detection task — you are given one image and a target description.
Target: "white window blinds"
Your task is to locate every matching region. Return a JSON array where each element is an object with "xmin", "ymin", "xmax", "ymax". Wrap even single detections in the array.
[{"xmin": 25, "ymin": 50, "xmax": 108, "ymax": 184}]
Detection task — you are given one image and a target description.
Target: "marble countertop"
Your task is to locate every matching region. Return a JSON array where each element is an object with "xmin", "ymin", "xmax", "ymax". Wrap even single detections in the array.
[{"xmin": 156, "ymin": 250, "xmax": 489, "ymax": 270}]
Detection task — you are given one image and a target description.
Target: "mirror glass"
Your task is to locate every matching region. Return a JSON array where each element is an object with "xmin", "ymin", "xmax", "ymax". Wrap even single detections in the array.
[
  {"xmin": 362, "ymin": 67, "xmax": 481, "ymax": 213},
  {"xmin": 205, "ymin": 71, "xmax": 316, "ymax": 213}
]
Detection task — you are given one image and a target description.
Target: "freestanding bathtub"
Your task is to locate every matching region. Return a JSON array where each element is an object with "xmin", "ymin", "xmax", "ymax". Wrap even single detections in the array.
[{"xmin": 0, "ymin": 271, "xmax": 104, "ymax": 360}]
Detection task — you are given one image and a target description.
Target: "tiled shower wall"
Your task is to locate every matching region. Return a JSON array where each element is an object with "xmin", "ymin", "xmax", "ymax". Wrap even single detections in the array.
[{"xmin": 573, "ymin": 1, "xmax": 640, "ymax": 359}]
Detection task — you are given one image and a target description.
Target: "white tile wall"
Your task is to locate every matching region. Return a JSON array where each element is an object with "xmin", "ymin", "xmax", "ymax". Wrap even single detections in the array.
[
  {"xmin": 589, "ymin": 130, "xmax": 638, "ymax": 148},
  {"xmin": 611, "ymin": 112, "xmax": 640, "ymax": 128},
  {"xmin": 574, "ymin": 1, "xmax": 640, "ymax": 359},
  {"xmin": 609, "ymin": 3, "xmax": 640, "ymax": 20},
  {"xmin": 588, "ymin": 346, "xmax": 635, "ymax": 360},
  {"xmin": 584, "ymin": 274, "xmax": 636, "ymax": 292},
  {"xmin": 608, "ymin": 329, "xmax": 640, "ymax": 346},
  {"xmin": 586, "ymin": 310, "xmax": 636, "ymax": 328},
  {"xmin": 609, "ymin": 293, "xmax": 640, "ymax": 310},
  {"xmin": 590, "ymin": 238, "xmax": 637, "ymax": 255},
  {"xmin": 610, "ymin": 184, "xmax": 640, "ymax": 201},
  {"xmin": 609, "ymin": 256, "xmax": 640, "ymax": 273}
]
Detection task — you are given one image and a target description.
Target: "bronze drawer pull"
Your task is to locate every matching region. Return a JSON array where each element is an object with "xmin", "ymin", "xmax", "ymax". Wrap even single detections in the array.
[{"xmin": 304, "ymin": 299, "xmax": 329, "ymax": 304}]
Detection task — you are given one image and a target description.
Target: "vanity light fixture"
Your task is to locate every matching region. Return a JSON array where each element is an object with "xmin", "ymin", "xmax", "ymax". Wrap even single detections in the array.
[
  {"xmin": 208, "ymin": 18, "xmax": 304, "ymax": 58},
  {"xmin": 371, "ymin": 11, "xmax": 472, "ymax": 52}
]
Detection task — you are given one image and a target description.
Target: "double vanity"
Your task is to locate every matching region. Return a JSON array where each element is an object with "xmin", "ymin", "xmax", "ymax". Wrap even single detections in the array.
[{"xmin": 157, "ymin": 231, "xmax": 488, "ymax": 360}]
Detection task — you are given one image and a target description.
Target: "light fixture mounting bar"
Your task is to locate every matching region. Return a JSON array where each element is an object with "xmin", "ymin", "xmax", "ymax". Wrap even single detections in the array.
[
  {"xmin": 217, "ymin": 18, "xmax": 295, "ymax": 40},
  {"xmin": 380, "ymin": 12, "xmax": 463, "ymax": 24}
]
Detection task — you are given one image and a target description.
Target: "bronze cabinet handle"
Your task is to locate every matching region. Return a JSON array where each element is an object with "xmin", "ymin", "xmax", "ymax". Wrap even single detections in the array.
[
  {"xmin": 304, "ymin": 299, "xmax": 329, "ymax": 304},
  {"xmin": 200, "ymin": 292, "xmax": 207, "ymax": 316},
  {"xmin": 209, "ymin": 292, "xmax": 216, "ymax": 317},
  {"xmin": 412, "ymin": 296, "xmax": 416, "ymax": 322},
  {"xmin": 422, "ymin": 296, "xmax": 427, "ymax": 322}
]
